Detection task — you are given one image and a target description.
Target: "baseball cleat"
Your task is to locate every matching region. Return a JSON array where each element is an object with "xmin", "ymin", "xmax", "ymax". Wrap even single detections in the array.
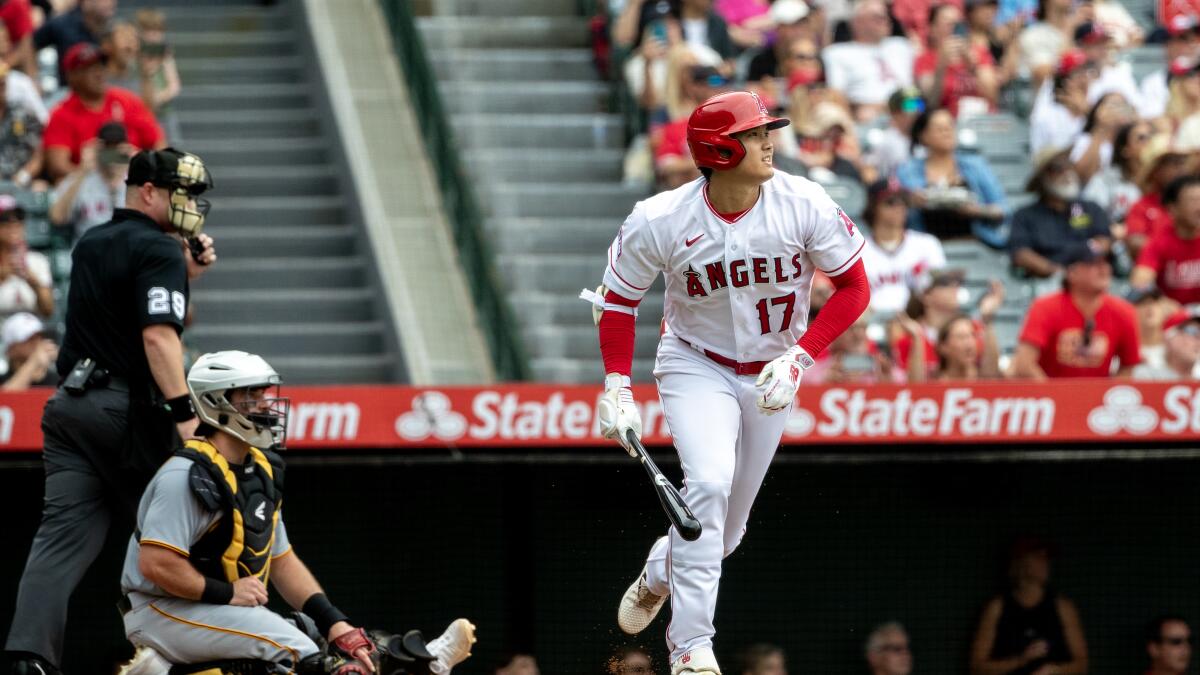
[
  {"xmin": 671, "ymin": 647, "xmax": 721, "ymax": 675},
  {"xmin": 617, "ymin": 556, "xmax": 668, "ymax": 634},
  {"xmin": 426, "ymin": 618, "xmax": 476, "ymax": 673}
]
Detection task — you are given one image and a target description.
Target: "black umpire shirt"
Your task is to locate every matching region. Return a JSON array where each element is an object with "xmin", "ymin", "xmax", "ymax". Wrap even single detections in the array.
[{"xmin": 56, "ymin": 208, "xmax": 188, "ymax": 384}]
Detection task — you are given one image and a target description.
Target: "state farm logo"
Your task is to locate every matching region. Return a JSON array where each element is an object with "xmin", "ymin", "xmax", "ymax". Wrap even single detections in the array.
[
  {"xmin": 288, "ymin": 402, "xmax": 360, "ymax": 441},
  {"xmin": 395, "ymin": 391, "xmax": 468, "ymax": 441},
  {"xmin": 1087, "ymin": 386, "xmax": 1158, "ymax": 435}
]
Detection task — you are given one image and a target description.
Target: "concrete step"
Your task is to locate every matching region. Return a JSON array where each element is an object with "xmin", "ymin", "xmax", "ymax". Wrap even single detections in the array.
[
  {"xmin": 482, "ymin": 183, "xmax": 642, "ymax": 218},
  {"xmin": 160, "ymin": 7, "xmax": 292, "ymax": 33},
  {"xmin": 187, "ymin": 321, "xmax": 387, "ymax": 356},
  {"xmin": 531, "ymin": 356, "xmax": 658, "ymax": 383},
  {"xmin": 451, "ymin": 113, "xmax": 622, "ymax": 150},
  {"xmin": 176, "ymin": 84, "xmax": 313, "ymax": 111},
  {"xmin": 496, "ymin": 253, "xmax": 604, "ymax": 293},
  {"xmin": 211, "ymin": 196, "xmax": 346, "ymax": 227},
  {"xmin": 171, "ymin": 30, "xmax": 298, "ymax": 58},
  {"xmin": 440, "ymin": 80, "xmax": 608, "ymax": 114},
  {"xmin": 431, "ymin": 49, "xmax": 595, "ymax": 82},
  {"xmin": 185, "ymin": 138, "xmax": 332, "ymax": 167},
  {"xmin": 190, "ymin": 287, "xmax": 375, "ymax": 323},
  {"xmin": 203, "ymin": 224, "xmax": 357, "ymax": 257},
  {"xmin": 178, "ymin": 109, "xmax": 320, "ymax": 139},
  {"xmin": 417, "ymin": 17, "xmax": 589, "ymax": 49},
  {"xmin": 198, "ymin": 256, "xmax": 367, "ymax": 290},
  {"xmin": 468, "ymin": 149, "xmax": 623, "ymax": 183},
  {"xmin": 514, "ymin": 290, "xmax": 665, "ymax": 329},
  {"xmin": 428, "ymin": 0, "xmax": 581, "ymax": 16},
  {"xmin": 177, "ymin": 56, "xmax": 306, "ymax": 85},
  {"xmin": 204, "ymin": 165, "xmax": 341, "ymax": 198},
  {"xmin": 485, "ymin": 217, "xmax": 623, "ymax": 255},
  {"xmin": 523, "ymin": 323, "xmax": 659, "ymax": 360},
  {"xmin": 265, "ymin": 353, "xmax": 398, "ymax": 385}
]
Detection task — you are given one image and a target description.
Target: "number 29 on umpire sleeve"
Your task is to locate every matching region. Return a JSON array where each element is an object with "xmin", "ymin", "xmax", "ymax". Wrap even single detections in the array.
[{"xmin": 148, "ymin": 287, "xmax": 186, "ymax": 322}]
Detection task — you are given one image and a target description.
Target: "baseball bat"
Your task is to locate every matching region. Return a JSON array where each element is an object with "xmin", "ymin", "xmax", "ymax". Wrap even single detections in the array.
[{"xmin": 626, "ymin": 429, "xmax": 702, "ymax": 542}]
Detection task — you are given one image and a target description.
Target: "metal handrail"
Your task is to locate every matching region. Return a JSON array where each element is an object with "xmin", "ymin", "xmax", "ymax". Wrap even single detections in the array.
[{"xmin": 379, "ymin": 0, "xmax": 530, "ymax": 381}]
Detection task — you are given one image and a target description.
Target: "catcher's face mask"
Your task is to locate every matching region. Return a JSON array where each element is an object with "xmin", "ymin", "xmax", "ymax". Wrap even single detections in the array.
[{"xmin": 227, "ymin": 384, "xmax": 291, "ymax": 450}]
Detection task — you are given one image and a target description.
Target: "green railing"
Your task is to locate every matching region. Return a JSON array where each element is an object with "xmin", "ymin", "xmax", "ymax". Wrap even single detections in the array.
[{"xmin": 379, "ymin": 0, "xmax": 530, "ymax": 381}]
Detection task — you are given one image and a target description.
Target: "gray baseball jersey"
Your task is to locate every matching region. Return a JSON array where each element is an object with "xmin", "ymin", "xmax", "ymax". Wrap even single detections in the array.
[{"xmin": 121, "ymin": 455, "xmax": 291, "ymax": 597}]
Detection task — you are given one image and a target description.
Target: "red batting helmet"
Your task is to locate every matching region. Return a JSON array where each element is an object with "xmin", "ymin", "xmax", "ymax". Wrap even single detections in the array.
[{"xmin": 686, "ymin": 91, "xmax": 790, "ymax": 170}]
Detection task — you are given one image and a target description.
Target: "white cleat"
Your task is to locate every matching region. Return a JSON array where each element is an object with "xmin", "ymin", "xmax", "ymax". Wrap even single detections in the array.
[
  {"xmin": 426, "ymin": 618, "xmax": 477, "ymax": 674},
  {"xmin": 671, "ymin": 647, "xmax": 722, "ymax": 675},
  {"xmin": 617, "ymin": 558, "xmax": 668, "ymax": 634},
  {"xmin": 116, "ymin": 646, "xmax": 172, "ymax": 675}
]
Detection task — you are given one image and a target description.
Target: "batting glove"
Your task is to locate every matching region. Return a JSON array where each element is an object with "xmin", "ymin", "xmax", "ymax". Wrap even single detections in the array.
[
  {"xmin": 754, "ymin": 345, "xmax": 814, "ymax": 415},
  {"xmin": 598, "ymin": 373, "xmax": 642, "ymax": 456}
]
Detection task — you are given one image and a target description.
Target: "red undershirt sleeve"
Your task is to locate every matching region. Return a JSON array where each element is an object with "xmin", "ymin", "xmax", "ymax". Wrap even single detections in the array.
[
  {"xmin": 598, "ymin": 290, "xmax": 640, "ymax": 377},
  {"xmin": 798, "ymin": 259, "xmax": 870, "ymax": 357}
]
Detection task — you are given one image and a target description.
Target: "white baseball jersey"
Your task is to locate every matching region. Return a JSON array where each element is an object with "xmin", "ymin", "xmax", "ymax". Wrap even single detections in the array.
[
  {"xmin": 861, "ymin": 230, "xmax": 946, "ymax": 316},
  {"xmin": 603, "ymin": 172, "xmax": 866, "ymax": 363}
]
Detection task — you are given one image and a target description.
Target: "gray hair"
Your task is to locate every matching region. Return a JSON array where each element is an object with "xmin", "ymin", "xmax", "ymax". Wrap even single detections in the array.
[{"xmin": 865, "ymin": 621, "xmax": 908, "ymax": 656}]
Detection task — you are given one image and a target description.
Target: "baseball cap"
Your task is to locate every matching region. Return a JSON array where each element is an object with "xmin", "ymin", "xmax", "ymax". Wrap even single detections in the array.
[
  {"xmin": 1025, "ymin": 146, "xmax": 1072, "ymax": 192},
  {"xmin": 770, "ymin": 0, "xmax": 810, "ymax": 24},
  {"xmin": 867, "ymin": 176, "xmax": 908, "ymax": 201},
  {"xmin": 126, "ymin": 148, "xmax": 213, "ymax": 194},
  {"xmin": 1167, "ymin": 14, "xmax": 1199, "ymax": 37},
  {"xmin": 1124, "ymin": 285, "xmax": 1163, "ymax": 304},
  {"xmin": 0, "ymin": 194, "xmax": 26, "ymax": 221},
  {"xmin": 63, "ymin": 42, "xmax": 105, "ymax": 72},
  {"xmin": 97, "ymin": 122, "xmax": 127, "ymax": 145},
  {"xmin": 1061, "ymin": 245, "xmax": 1104, "ymax": 267},
  {"xmin": 1056, "ymin": 49, "xmax": 1093, "ymax": 77},
  {"xmin": 689, "ymin": 65, "xmax": 729, "ymax": 87},
  {"xmin": 1073, "ymin": 21, "xmax": 1110, "ymax": 45},
  {"xmin": 888, "ymin": 85, "xmax": 926, "ymax": 114},
  {"xmin": 1, "ymin": 312, "xmax": 43, "ymax": 349},
  {"xmin": 1164, "ymin": 305, "xmax": 1200, "ymax": 333}
]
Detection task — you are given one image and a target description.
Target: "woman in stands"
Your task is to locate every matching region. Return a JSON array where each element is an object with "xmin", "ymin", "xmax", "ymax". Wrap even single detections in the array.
[
  {"xmin": 932, "ymin": 313, "xmax": 1001, "ymax": 380},
  {"xmin": 1082, "ymin": 119, "xmax": 1150, "ymax": 226},
  {"xmin": 896, "ymin": 107, "xmax": 1008, "ymax": 247}
]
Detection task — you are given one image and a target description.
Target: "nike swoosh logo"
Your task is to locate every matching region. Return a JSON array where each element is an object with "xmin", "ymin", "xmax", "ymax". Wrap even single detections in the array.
[{"xmin": 685, "ymin": 234, "xmax": 704, "ymax": 247}]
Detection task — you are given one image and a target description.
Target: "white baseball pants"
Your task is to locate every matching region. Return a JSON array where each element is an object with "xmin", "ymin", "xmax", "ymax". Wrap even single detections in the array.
[{"xmin": 643, "ymin": 335, "xmax": 790, "ymax": 663}]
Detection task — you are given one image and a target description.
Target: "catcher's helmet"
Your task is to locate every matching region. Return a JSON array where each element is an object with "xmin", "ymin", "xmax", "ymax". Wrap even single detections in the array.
[
  {"xmin": 188, "ymin": 350, "xmax": 289, "ymax": 449},
  {"xmin": 686, "ymin": 91, "xmax": 790, "ymax": 170}
]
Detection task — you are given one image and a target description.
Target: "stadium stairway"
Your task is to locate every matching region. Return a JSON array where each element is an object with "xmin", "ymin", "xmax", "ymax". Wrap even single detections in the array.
[
  {"xmin": 419, "ymin": 0, "xmax": 660, "ymax": 383},
  {"xmin": 116, "ymin": 0, "xmax": 404, "ymax": 384}
]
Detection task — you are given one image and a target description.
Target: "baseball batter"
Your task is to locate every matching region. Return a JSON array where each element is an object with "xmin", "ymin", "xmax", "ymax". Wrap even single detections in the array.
[{"xmin": 595, "ymin": 92, "xmax": 871, "ymax": 674}]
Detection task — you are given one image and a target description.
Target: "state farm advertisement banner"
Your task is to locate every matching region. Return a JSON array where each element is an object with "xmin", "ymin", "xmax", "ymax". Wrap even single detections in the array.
[{"xmin": 0, "ymin": 381, "xmax": 1199, "ymax": 452}]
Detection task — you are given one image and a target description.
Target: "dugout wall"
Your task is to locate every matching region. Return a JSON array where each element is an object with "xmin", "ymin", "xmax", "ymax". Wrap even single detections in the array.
[{"xmin": 1, "ymin": 453, "xmax": 1198, "ymax": 674}]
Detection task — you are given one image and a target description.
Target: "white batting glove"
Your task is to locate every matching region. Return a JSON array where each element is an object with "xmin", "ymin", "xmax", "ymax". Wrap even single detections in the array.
[
  {"xmin": 754, "ymin": 345, "xmax": 814, "ymax": 415},
  {"xmin": 598, "ymin": 373, "xmax": 642, "ymax": 456}
]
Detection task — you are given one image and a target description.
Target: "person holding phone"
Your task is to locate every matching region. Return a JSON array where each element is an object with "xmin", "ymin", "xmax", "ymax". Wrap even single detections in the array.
[
  {"xmin": 49, "ymin": 121, "xmax": 131, "ymax": 239},
  {"xmin": 914, "ymin": 4, "xmax": 998, "ymax": 116},
  {"xmin": 134, "ymin": 9, "xmax": 181, "ymax": 143}
]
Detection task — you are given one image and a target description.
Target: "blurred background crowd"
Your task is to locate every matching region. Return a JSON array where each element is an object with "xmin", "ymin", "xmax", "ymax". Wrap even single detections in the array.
[{"xmin": 594, "ymin": 0, "xmax": 1200, "ymax": 386}]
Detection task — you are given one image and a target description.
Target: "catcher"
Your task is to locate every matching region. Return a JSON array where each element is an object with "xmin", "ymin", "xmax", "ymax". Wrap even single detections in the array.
[{"xmin": 116, "ymin": 350, "xmax": 476, "ymax": 675}]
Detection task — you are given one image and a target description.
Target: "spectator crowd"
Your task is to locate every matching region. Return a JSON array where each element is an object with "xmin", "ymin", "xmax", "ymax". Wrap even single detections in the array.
[
  {"xmin": 602, "ymin": 0, "xmax": 1200, "ymax": 383},
  {"xmin": 0, "ymin": 0, "xmax": 183, "ymax": 391}
]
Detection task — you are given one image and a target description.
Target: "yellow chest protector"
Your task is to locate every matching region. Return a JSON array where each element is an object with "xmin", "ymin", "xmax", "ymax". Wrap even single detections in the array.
[{"xmin": 177, "ymin": 439, "xmax": 285, "ymax": 585}]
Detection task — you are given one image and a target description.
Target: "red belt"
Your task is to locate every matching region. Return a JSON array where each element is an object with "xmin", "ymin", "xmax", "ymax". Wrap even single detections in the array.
[{"xmin": 678, "ymin": 338, "xmax": 769, "ymax": 376}]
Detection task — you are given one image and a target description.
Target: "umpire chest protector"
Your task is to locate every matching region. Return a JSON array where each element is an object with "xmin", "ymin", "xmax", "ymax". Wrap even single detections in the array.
[{"xmin": 177, "ymin": 439, "xmax": 285, "ymax": 584}]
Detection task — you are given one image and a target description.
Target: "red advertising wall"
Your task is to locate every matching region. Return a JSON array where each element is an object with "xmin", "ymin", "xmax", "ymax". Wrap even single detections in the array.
[{"xmin": 1, "ymin": 380, "xmax": 1198, "ymax": 451}]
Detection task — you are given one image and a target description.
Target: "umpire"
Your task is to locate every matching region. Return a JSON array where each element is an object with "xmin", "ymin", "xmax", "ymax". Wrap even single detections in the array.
[{"xmin": 5, "ymin": 148, "xmax": 216, "ymax": 675}]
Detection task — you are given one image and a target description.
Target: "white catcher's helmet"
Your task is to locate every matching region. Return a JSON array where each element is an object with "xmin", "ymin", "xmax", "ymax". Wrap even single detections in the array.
[{"xmin": 188, "ymin": 350, "xmax": 289, "ymax": 449}]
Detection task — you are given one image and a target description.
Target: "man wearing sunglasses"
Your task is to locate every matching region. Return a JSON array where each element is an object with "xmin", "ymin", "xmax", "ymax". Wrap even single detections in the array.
[
  {"xmin": 1134, "ymin": 307, "xmax": 1200, "ymax": 380},
  {"xmin": 1144, "ymin": 616, "xmax": 1192, "ymax": 675},
  {"xmin": 1012, "ymin": 246, "xmax": 1140, "ymax": 379},
  {"xmin": 5, "ymin": 147, "xmax": 217, "ymax": 675}
]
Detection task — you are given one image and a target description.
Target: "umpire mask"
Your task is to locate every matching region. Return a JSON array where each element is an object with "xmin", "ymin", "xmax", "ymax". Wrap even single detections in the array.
[
  {"xmin": 188, "ymin": 351, "xmax": 290, "ymax": 449},
  {"xmin": 127, "ymin": 148, "xmax": 214, "ymax": 237}
]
